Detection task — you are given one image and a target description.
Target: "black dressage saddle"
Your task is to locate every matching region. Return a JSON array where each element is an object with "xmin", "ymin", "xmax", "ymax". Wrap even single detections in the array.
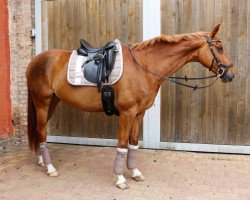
[
  {"xmin": 77, "ymin": 39, "xmax": 117, "ymax": 85},
  {"xmin": 77, "ymin": 39, "xmax": 119, "ymax": 116}
]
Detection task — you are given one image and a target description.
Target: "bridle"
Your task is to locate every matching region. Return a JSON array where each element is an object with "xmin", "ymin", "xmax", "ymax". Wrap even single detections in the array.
[
  {"xmin": 205, "ymin": 35, "xmax": 233, "ymax": 78},
  {"xmin": 128, "ymin": 35, "xmax": 233, "ymax": 90}
]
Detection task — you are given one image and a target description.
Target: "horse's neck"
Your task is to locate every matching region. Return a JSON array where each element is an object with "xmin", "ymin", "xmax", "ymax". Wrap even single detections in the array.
[{"xmin": 139, "ymin": 39, "xmax": 204, "ymax": 85}]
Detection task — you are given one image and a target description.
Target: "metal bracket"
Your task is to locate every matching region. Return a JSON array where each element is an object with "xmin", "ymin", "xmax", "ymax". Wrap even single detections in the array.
[{"xmin": 31, "ymin": 29, "xmax": 36, "ymax": 39}]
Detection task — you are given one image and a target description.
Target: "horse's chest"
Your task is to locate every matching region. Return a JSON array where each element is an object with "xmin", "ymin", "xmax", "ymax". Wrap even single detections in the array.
[{"xmin": 136, "ymin": 92, "xmax": 156, "ymax": 112}]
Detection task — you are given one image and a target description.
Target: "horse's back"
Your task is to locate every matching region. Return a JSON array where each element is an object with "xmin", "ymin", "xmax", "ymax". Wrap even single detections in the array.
[{"xmin": 27, "ymin": 49, "xmax": 71, "ymax": 74}]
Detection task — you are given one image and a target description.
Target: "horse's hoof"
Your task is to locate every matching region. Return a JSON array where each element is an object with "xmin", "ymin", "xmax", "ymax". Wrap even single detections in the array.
[
  {"xmin": 116, "ymin": 182, "xmax": 130, "ymax": 190},
  {"xmin": 47, "ymin": 170, "xmax": 59, "ymax": 177},
  {"xmin": 133, "ymin": 175, "xmax": 145, "ymax": 182}
]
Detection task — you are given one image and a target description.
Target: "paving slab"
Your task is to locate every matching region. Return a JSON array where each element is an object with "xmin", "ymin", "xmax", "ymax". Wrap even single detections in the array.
[{"xmin": 0, "ymin": 143, "xmax": 250, "ymax": 200}]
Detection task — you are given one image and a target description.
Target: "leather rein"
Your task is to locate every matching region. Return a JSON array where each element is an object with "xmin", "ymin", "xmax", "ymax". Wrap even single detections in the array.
[{"xmin": 128, "ymin": 35, "xmax": 233, "ymax": 90}]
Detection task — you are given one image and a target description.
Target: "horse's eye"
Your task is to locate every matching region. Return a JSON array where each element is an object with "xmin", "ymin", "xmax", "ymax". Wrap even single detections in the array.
[{"xmin": 217, "ymin": 46, "xmax": 223, "ymax": 52}]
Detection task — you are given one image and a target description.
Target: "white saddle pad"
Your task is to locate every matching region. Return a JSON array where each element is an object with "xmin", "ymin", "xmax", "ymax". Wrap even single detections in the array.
[{"xmin": 67, "ymin": 39, "xmax": 123, "ymax": 86}]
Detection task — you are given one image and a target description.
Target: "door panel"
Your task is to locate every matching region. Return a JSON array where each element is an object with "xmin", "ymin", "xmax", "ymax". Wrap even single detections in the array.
[{"xmin": 160, "ymin": 0, "xmax": 250, "ymax": 145}]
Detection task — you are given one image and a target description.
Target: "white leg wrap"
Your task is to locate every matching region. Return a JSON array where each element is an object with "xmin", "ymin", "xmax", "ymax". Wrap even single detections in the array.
[
  {"xmin": 117, "ymin": 148, "xmax": 128, "ymax": 153},
  {"xmin": 113, "ymin": 148, "xmax": 128, "ymax": 175},
  {"xmin": 38, "ymin": 142, "xmax": 52, "ymax": 165},
  {"xmin": 128, "ymin": 144, "xmax": 139, "ymax": 149},
  {"xmin": 127, "ymin": 144, "xmax": 145, "ymax": 181},
  {"xmin": 127, "ymin": 144, "xmax": 139, "ymax": 170}
]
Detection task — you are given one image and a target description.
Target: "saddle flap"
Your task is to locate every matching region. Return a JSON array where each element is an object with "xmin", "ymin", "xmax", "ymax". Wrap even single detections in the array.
[{"xmin": 84, "ymin": 58, "xmax": 103, "ymax": 83}]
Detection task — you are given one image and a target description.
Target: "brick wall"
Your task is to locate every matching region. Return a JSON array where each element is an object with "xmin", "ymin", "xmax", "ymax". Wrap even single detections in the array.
[{"xmin": 7, "ymin": 0, "xmax": 34, "ymax": 143}]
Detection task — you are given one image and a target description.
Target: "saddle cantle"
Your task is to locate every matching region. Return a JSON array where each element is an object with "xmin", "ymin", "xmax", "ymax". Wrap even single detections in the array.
[{"xmin": 77, "ymin": 39, "xmax": 117, "ymax": 85}]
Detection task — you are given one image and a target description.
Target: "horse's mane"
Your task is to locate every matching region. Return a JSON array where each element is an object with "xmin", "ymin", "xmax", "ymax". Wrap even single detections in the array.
[{"xmin": 133, "ymin": 32, "xmax": 207, "ymax": 50}]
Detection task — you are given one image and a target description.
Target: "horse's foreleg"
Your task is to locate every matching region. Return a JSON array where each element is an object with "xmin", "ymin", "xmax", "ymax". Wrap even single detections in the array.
[
  {"xmin": 113, "ymin": 110, "xmax": 136, "ymax": 189},
  {"xmin": 35, "ymin": 100, "xmax": 58, "ymax": 177},
  {"xmin": 127, "ymin": 112, "xmax": 145, "ymax": 181}
]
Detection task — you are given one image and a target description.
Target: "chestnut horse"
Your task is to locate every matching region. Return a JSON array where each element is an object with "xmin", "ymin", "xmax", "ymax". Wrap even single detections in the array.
[{"xmin": 26, "ymin": 25, "xmax": 235, "ymax": 189}]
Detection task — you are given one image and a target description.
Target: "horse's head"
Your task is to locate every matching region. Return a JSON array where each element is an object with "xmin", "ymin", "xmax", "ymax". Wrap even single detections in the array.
[{"xmin": 197, "ymin": 24, "xmax": 235, "ymax": 83}]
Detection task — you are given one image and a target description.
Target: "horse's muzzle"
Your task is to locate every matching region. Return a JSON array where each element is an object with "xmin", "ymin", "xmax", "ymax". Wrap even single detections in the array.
[{"xmin": 221, "ymin": 71, "xmax": 235, "ymax": 83}]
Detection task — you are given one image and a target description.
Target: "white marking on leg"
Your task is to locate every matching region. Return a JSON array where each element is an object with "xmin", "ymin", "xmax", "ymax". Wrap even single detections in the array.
[
  {"xmin": 117, "ymin": 148, "xmax": 128, "ymax": 153},
  {"xmin": 37, "ymin": 155, "xmax": 45, "ymax": 166},
  {"xmin": 128, "ymin": 144, "xmax": 139, "ymax": 149},
  {"xmin": 116, "ymin": 175, "xmax": 129, "ymax": 190},
  {"xmin": 47, "ymin": 164, "xmax": 58, "ymax": 177},
  {"xmin": 131, "ymin": 168, "xmax": 145, "ymax": 182},
  {"xmin": 116, "ymin": 175, "xmax": 126, "ymax": 185},
  {"xmin": 131, "ymin": 168, "xmax": 142, "ymax": 178}
]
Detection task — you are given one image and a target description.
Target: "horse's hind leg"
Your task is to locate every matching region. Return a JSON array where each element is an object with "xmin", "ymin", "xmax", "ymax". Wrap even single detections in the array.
[
  {"xmin": 127, "ymin": 112, "xmax": 145, "ymax": 182},
  {"xmin": 33, "ymin": 94, "xmax": 59, "ymax": 177},
  {"xmin": 37, "ymin": 94, "xmax": 60, "ymax": 167},
  {"xmin": 47, "ymin": 94, "xmax": 60, "ymax": 122}
]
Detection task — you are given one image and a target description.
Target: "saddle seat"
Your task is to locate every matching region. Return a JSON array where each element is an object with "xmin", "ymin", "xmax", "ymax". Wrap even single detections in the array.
[{"xmin": 77, "ymin": 39, "xmax": 117, "ymax": 85}]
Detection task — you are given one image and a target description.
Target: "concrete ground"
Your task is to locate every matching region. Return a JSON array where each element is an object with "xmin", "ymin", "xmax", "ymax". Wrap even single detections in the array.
[{"xmin": 0, "ymin": 143, "xmax": 250, "ymax": 200}]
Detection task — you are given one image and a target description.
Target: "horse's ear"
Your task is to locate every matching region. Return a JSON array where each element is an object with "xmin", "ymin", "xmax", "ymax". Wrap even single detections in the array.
[{"xmin": 210, "ymin": 24, "xmax": 221, "ymax": 38}]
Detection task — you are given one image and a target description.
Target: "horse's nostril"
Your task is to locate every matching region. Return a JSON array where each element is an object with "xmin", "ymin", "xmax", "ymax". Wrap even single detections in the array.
[{"xmin": 227, "ymin": 72, "xmax": 235, "ymax": 79}]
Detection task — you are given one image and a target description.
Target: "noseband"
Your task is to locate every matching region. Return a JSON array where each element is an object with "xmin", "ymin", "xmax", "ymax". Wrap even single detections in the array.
[
  {"xmin": 128, "ymin": 35, "xmax": 233, "ymax": 90},
  {"xmin": 206, "ymin": 35, "xmax": 233, "ymax": 78}
]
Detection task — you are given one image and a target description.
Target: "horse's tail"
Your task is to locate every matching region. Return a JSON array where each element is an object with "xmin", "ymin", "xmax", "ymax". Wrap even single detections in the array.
[{"xmin": 28, "ymin": 89, "xmax": 38, "ymax": 152}]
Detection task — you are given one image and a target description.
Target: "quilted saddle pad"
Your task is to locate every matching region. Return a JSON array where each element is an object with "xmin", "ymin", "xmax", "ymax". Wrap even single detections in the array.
[{"xmin": 67, "ymin": 39, "xmax": 123, "ymax": 86}]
